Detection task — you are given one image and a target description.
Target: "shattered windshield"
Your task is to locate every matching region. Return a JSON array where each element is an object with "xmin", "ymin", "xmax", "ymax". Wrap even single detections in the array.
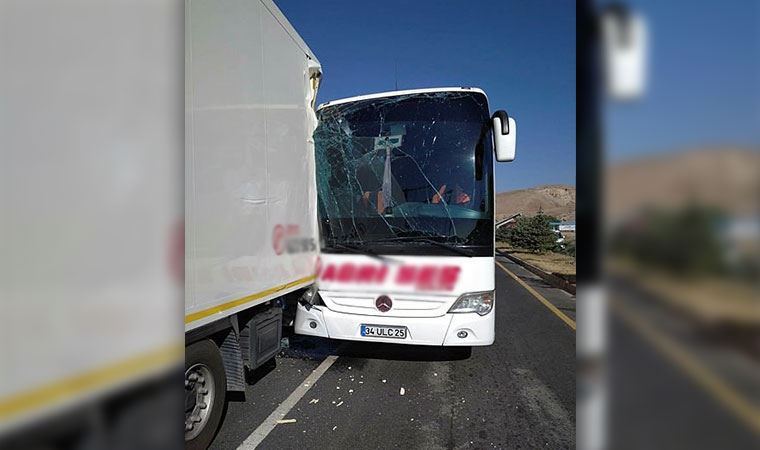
[{"xmin": 315, "ymin": 91, "xmax": 494, "ymax": 256}]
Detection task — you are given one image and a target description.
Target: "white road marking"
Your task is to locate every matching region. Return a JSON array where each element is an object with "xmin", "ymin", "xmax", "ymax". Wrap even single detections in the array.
[{"xmin": 238, "ymin": 355, "xmax": 339, "ymax": 449}]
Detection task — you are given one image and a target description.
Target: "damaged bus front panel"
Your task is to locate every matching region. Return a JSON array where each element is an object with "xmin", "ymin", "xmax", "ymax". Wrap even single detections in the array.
[{"xmin": 295, "ymin": 88, "xmax": 515, "ymax": 346}]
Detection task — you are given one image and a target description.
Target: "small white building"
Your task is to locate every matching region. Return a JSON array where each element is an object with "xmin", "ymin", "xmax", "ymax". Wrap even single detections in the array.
[{"xmin": 558, "ymin": 221, "xmax": 576, "ymax": 232}]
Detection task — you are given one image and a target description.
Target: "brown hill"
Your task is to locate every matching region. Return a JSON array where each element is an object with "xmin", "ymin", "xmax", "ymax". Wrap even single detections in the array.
[
  {"xmin": 605, "ymin": 148, "xmax": 760, "ymax": 221},
  {"xmin": 495, "ymin": 149, "xmax": 758, "ymax": 223},
  {"xmin": 496, "ymin": 184, "xmax": 576, "ymax": 221}
]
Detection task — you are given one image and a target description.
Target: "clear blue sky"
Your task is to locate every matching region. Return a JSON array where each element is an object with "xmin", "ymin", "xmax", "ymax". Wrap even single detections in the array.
[
  {"xmin": 277, "ymin": 0, "xmax": 576, "ymax": 193},
  {"xmin": 604, "ymin": 0, "xmax": 760, "ymax": 161}
]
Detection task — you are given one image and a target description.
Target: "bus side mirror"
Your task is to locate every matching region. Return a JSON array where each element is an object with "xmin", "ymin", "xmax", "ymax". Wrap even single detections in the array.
[
  {"xmin": 600, "ymin": 4, "xmax": 647, "ymax": 100},
  {"xmin": 492, "ymin": 110, "xmax": 516, "ymax": 162}
]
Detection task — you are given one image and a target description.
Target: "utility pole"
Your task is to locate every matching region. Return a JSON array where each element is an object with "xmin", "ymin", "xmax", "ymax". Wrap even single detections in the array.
[{"xmin": 577, "ymin": 2, "xmax": 647, "ymax": 450}]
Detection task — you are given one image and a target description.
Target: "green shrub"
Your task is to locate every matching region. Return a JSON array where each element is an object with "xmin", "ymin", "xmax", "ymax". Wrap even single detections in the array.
[
  {"xmin": 611, "ymin": 205, "xmax": 725, "ymax": 276},
  {"xmin": 558, "ymin": 240, "xmax": 575, "ymax": 257},
  {"xmin": 495, "ymin": 224, "xmax": 512, "ymax": 243},
  {"xmin": 501, "ymin": 214, "xmax": 558, "ymax": 254}
]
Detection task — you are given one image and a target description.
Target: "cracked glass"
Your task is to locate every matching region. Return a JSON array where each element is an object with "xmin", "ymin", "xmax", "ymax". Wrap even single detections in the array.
[{"xmin": 315, "ymin": 90, "xmax": 495, "ymax": 256}]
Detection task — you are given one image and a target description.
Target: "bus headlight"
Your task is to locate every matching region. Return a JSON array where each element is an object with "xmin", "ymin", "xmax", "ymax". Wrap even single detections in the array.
[{"xmin": 448, "ymin": 291, "xmax": 494, "ymax": 316}]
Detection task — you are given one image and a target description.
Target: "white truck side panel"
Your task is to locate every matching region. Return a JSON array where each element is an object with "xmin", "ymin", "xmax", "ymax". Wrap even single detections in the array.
[
  {"xmin": 0, "ymin": 0, "xmax": 183, "ymax": 434},
  {"xmin": 185, "ymin": 0, "xmax": 320, "ymax": 330}
]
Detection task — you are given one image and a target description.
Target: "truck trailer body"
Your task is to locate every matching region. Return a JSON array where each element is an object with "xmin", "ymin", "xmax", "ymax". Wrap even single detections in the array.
[
  {"xmin": 0, "ymin": 1, "xmax": 183, "ymax": 444},
  {"xmin": 184, "ymin": 0, "xmax": 320, "ymax": 447}
]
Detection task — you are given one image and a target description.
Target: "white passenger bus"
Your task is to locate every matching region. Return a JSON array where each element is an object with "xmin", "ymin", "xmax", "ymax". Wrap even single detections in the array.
[{"xmin": 296, "ymin": 87, "xmax": 516, "ymax": 346}]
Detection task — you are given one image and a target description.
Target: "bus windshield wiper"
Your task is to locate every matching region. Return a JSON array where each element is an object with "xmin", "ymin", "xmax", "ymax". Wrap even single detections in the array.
[
  {"xmin": 325, "ymin": 242, "xmax": 390, "ymax": 261},
  {"xmin": 367, "ymin": 236, "xmax": 474, "ymax": 257}
]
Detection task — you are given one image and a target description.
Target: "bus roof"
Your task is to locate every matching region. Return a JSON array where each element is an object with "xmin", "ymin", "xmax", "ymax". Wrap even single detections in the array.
[{"xmin": 318, "ymin": 87, "xmax": 487, "ymax": 111}]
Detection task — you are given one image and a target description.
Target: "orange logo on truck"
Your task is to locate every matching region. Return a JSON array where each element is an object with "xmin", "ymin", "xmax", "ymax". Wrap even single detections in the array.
[{"xmin": 273, "ymin": 224, "xmax": 316, "ymax": 255}]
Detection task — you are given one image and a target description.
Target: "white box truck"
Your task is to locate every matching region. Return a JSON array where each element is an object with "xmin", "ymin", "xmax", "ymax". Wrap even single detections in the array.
[
  {"xmin": 0, "ymin": 1, "xmax": 319, "ymax": 448},
  {"xmin": 0, "ymin": 1, "xmax": 183, "ymax": 448},
  {"xmin": 184, "ymin": 0, "xmax": 321, "ymax": 448}
]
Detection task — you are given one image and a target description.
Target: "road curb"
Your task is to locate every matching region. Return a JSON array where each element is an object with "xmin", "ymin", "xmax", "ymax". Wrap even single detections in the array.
[{"xmin": 496, "ymin": 249, "xmax": 576, "ymax": 295}]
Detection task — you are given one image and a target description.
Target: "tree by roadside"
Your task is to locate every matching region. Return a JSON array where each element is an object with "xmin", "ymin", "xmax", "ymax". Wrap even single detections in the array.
[
  {"xmin": 611, "ymin": 205, "xmax": 727, "ymax": 277},
  {"xmin": 497, "ymin": 213, "xmax": 558, "ymax": 254}
]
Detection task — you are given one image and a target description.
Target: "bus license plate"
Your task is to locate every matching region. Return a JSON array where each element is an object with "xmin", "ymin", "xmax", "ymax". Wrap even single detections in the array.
[{"xmin": 361, "ymin": 324, "xmax": 407, "ymax": 339}]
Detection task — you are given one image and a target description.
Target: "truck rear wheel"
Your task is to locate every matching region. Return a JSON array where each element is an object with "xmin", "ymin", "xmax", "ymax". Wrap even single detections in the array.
[{"xmin": 185, "ymin": 339, "xmax": 226, "ymax": 450}]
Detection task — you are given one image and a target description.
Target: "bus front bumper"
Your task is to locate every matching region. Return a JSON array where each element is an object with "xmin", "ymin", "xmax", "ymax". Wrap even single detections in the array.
[{"xmin": 294, "ymin": 302, "xmax": 495, "ymax": 346}]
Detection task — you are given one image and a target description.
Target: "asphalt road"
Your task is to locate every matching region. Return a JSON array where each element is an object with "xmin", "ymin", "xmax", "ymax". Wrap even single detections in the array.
[
  {"xmin": 607, "ymin": 275, "xmax": 760, "ymax": 449},
  {"xmin": 210, "ymin": 258, "xmax": 576, "ymax": 450},
  {"xmin": 207, "ymin": 256, "xmax": 760, "ymax": 450}
]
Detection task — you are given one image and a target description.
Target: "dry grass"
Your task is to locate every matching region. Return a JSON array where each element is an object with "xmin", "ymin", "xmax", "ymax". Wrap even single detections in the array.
[
  {"xmin": 610, "ymin": 259, "xmax": 760, "ymax": 326},
  {"xmin": 497, "ymin": 242, "xmax": 576, "ymax": 276}
]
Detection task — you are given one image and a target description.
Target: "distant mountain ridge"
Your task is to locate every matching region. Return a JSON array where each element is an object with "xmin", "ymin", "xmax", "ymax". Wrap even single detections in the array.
[
  {"xmin": 495, "ymin": 149, "xmax": 759, "ymax": 224},
  {"xmin": 496, "ymin": 184, "xmax": 576, "ymax": 221},
  {"xmin": 605, "ymin": 148, "xmax": 760, "ymax": 221}
]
